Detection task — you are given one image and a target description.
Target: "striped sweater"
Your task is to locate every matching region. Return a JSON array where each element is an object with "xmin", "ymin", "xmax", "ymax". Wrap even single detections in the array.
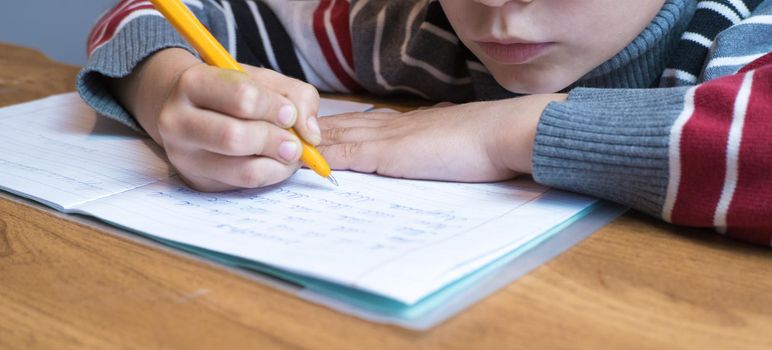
[{"xmin": 77, "ymin": 0, "xmax": 772, "ymax": 246}]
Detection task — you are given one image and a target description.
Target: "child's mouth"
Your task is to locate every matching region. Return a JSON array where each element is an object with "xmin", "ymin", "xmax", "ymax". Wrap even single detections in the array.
[{"xmin": 475, "ymin": 41, "xmax": 553, "ymax": 64}]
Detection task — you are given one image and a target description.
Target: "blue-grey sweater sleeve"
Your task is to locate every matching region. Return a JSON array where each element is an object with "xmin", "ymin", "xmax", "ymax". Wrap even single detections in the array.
[
  {"xmin": 76, "ymin": 3, "xmax": 229, "ymax": 132},
  {"xmin": 532, "ymin": 87, "xmax": 689, "ymax": 217}
]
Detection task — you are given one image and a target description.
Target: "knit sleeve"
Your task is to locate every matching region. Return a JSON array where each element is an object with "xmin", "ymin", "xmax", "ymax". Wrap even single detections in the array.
[
  {"xmin": 76, "ymin": 0, "xmax": 231, "ymax": 132},
  {"xmin": 532, "ymin": 1, "xmax": 772, "ymax": 245},
  {"xmin": 533, "ymin": 54, "xmax": 772, "ymax": 246}
]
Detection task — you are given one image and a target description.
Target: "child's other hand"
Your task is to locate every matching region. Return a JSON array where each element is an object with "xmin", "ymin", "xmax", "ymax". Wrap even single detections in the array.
[
  {"xmin": 317, "ymin": 94, "xmax": 566, "ymax": 182},
  {"xmin": 157, "ymin": 63, "xmax": 322, "ymax": 192}
]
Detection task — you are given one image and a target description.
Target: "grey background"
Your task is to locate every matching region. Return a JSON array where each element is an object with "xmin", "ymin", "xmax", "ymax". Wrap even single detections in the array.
[{"xmin": 0, "ymin": 1, "xmax": 117, "ymax": 66}]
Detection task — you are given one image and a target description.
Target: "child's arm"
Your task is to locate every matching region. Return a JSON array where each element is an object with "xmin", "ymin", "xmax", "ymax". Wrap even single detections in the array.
[
  {"xmin": 318, "ymin": 55, "xmax": 772, "ymax": 245},
  {"xmin": 532, "ymin": 57, "xmax": 772, "ymax": 245}
]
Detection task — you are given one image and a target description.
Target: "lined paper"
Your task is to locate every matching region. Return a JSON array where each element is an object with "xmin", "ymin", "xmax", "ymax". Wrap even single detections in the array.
[
  {"xmin": 0, "ymin": 93, "xmax": 596, "ymax": 304},
  {"xmin": 0, "ymin": 94, "xmax": 172, "ymax": 209}
]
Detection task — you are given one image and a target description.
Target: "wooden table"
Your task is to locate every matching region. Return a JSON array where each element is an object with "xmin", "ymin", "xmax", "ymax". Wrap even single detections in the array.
[{"xmin": 1, "ymin": 43, "xmax": 771, "ymax": 350}]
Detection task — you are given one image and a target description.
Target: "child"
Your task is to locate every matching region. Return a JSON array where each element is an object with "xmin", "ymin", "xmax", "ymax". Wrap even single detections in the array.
[{"xmin": 78, "ymin": 0, "xmax": 772, "ymax": 245}]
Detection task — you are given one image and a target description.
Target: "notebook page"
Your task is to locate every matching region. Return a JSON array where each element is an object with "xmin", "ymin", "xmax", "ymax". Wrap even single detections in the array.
[
  {"xmin": 75, "ymin": 171, "xmax": 595, "ymax": 304},
  {"xmin": 0, "ymin": 93, "xmax": 373, "ymax": 210},
  {"xmin": 0, "ymin": 93, "xmax": 596, "ymax": 305},
  {"xmin": 0, "ymin": 94, "xmax": 172, "ymax": 210}
]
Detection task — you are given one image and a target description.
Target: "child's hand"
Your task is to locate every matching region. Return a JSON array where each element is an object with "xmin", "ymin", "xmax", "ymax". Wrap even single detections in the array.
[
  {"xmin": 158, "ymin": 64, "xmax": 321, "ymax": 191},
  {"xmin": 318, "ymin": 94, "xmax": 566, "ymax": 182},
  {"xmin": 110, "ymin": 49, "xmax": 322, "ymax": 192}
]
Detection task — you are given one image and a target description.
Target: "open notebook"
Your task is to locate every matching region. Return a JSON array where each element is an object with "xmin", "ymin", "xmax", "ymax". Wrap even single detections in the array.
[{"xmin": 0, "ymin": 93, "xmax": 624, "ymax": 329}]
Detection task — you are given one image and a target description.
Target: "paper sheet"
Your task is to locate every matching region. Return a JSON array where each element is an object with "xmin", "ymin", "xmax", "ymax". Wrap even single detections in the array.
[
  {"xmin": 0, "ymin": 93, "xmax": 597, "ymax": 305},
  {"xmin": 0, "ymin": 95, "xmax": 172, "ymax": 209}
]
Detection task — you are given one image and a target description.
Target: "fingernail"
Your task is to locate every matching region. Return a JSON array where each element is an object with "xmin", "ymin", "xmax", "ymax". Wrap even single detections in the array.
[
  {"xmin": 306, "ymin": 116, "xmax": 322, "ymax": 145},
  {"xmin": 278, "ymin": 105, "xmax": 296, "ymax": 127},
  {"xmin": 278, "ymin": 141, "xmax": 299, "ymax": 161}
]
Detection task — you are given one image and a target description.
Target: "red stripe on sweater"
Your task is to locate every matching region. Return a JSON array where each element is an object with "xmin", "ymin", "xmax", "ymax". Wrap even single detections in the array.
[
  {"xmin": 88, "ymin": 0, "xmax": 155, "ymax": 55},
  {"xmin": 670, "ymin": 74, "xmax": 744, "ymax": 226},
  {"xmin": 738, "ymin": 52, "xmax": 772, "ymax": 73},
  {"xmin": 726, "ymin": 66, "xmax": 772, "ymax": 245},
  {"xmin": 329, "ymin": 0, "xmax": 356, "ymax": 69},
  {"xmin": 313, "ymin": 0, "xmax": 361, "ymax": 92},
  {"xmin": 88, "ymin": 0, "xmax": 136, "ymax": 51},
  {"xmin": 88, "ymin": 0, "xmax": 139, "ymax": 46}
]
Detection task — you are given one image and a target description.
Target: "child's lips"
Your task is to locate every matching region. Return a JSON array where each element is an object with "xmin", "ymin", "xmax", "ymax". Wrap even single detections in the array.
[{"xmin": 475, "ymin": 41, "xmax": 553, "ymax": 64}]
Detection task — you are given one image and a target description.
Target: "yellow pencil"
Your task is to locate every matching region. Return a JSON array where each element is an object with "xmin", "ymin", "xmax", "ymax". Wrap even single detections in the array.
[{"xmin": 149, "ymin": 0, "xmax": 338, "ymax": 186}]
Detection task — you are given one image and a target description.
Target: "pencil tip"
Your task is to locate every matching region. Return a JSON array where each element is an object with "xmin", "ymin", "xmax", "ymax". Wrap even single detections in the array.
[{"xmin": 327, "ymin": 174, "xmax": 339, "ymax": 187}]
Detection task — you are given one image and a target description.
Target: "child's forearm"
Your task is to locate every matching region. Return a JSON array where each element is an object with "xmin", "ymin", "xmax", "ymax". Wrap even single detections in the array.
[
  {"xmin": 492, "ymin": 94, "xmax": 568, "ymax": 175},
  {"xmin": 107, "ymin": 48, "xmax": 200, "ymax": 145}
]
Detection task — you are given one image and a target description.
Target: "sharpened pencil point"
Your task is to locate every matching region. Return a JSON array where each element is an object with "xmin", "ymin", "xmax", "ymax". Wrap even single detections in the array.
[{"xmin": 327, "ymin": 174, "xmax": 339, "ymax": 187}]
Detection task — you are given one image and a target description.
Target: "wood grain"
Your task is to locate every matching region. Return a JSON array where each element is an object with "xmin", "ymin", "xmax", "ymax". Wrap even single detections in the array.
[
  {"xmin": 1, "ymin": 43, "xmax": 770, "ymax": 350},
  {"xmin": 0, "ymin": 44, "xmax": 80, "ymax": 108}
]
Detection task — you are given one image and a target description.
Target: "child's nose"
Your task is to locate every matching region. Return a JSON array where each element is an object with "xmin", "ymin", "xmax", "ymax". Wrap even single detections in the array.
[{"xmin": 473, "ymin": 0, "xmax": 534, "ymax": 7}]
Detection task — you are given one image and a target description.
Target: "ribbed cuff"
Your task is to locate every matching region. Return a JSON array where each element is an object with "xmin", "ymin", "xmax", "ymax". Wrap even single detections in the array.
[
  {"xmin": 76, "ymin": 16, "xmax": 196, "ymax": 132},
  {"xmin": 532, "ymin": 86, "xmax": 690, "ymax": 217}
]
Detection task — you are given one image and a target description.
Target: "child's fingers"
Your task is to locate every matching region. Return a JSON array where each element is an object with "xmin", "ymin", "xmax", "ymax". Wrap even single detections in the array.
[
  {"xmin": 319, "ymin": 126, "xmax": 390, "ymax": 147},
  {"xmin": 326, "ymin": 111, "xmax": 400, "ymax": 121},
  {"xmin": 280, "ymin": 82, "xmax": 321, "ymax": 145},
  {"xmin": 162, "ymin": 109, "xmax": 301, "ymax": 162},
  {"xmin": 318, "ymin": 112, "xmax": 396, "ymax": 130},
  {"xmin": 178, "ymin": 151, "xmax": 301, "ymax": 189},
  {"xmin": 318, "ymin": 142, "xmax": 382, "ymax": 174},
  {"xmin": 243, "ymin": 66, "xmax": 322, "ymax": 145},
  {"xmin": 180, "ymin": 65, "xmax": 297, "ymax": 128},
  {"xmin": 318, "ymin": 113, "xmax": 407, "ymax": 146}
]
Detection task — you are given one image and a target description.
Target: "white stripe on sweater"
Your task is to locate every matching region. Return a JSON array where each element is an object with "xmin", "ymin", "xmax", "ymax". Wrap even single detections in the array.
[
  {"xmin": 294, "ymin": 47, "xmax": 336, "ymax": 92},
  {"xmin": 221, "ymin": 1, "xmax": 238, "ymax": 58},
  {"xmin": 245, "ymin": 0, "xmax": 281, "ymax": 73},
  {"xmin": 741, "ymin": 15, "xmax": 772, "ymax": 25},
  {"xmin": 698, "ymin": 1, "xmax": 742, "ymax": 24},
  {"xmin": 260, "ymin": 0, "xmax": 348, "ymax": 92},
  {"xmin": 92, "ymin": 0, "xmax": 150, "ymax": 50},
  {"xmin": 661, "ymin": 68, "xmax": 699, "ymax": 84},
  {"xmin": 663, "ymin": 86, "xmax": 698, "ymax": 223},
  {"xmin": 373, "ymin": 9, "xmax": 429, "ymax": 98},
  {"xmin": 182, "ymin": 0, "xmax": 203, "ymax": 9},
  {"xmin": 90, "ymin": 0, "xmax": 205, "ymax": 55},
  {"xmin": 350, "ymin": 0, "xmax": 370, "ymax": 22},
  {"xmin": 90, "ymin": 9, "xmax": 162, "ymax": 54},
  {"xmin": 714, "ymin": 71, "xmax": 754, "ymax": 233},
  {"xmin": 467, "ymin": 61, "xmax": 488, "ymax": 73},
  {"xmin": 420, "ymin": 22, "xmax": 458, "ymax": 45},
  {"xmin": 682, "ymin": 32, "xmax": 713, "ymax": 48},
  {"xmin": 113, "ymin": 9, "xmax": 163, "ymax": 40},
  {"xmin": 707, "ymin": 53, "xmax": 766, "ymax": 69},
  {"xmin": 323, "ymin": 0, "xmax": 359, "ymax": 83},
  {"xmin": 726, "ymin": 0, "xmax": 751, "ymax": 17},
  {"xmin": 400, "ymin": 1, "xmax": 471, "ymax": 85}
]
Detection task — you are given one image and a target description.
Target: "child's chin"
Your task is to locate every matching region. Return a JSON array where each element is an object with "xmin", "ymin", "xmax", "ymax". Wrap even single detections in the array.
[
  {"xmin": 492, "ymin": 73, "xmax": 573, "ymax": 95},
  {"xmin": 500, "ymin": 81, "xmax": 570, "ymax": 95}
]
